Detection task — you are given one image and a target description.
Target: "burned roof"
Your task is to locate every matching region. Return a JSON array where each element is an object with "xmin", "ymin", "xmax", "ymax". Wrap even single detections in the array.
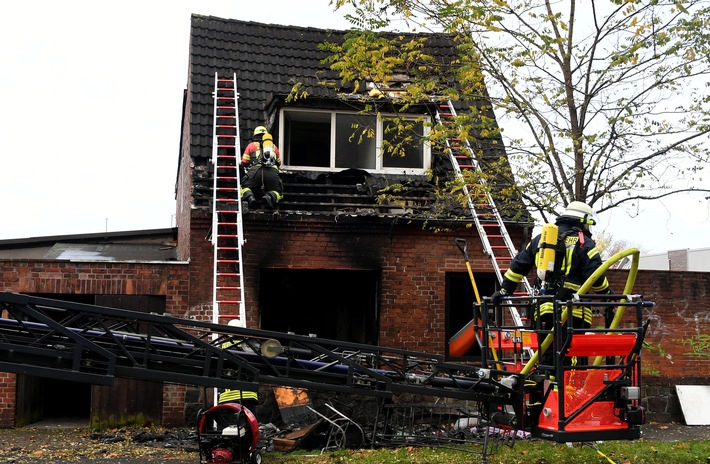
[
  {"xmin": 185, "ymin": 15, "xmax": 529, "ymax": 224},
  {"xmin": 188, "ymin": 16, "xmax": 466, "ymax": 157}
]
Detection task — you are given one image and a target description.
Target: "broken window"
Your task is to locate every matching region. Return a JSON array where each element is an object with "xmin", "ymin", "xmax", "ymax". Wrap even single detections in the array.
[{"xmin": 280, "ymin": 109, "xmax": 430, "ymax": 173}]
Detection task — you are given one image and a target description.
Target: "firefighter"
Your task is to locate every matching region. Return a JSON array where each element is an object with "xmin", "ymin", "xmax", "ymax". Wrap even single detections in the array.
[
  {"xmin": 241, "ymin": 126, "xmax": 283, "ymax": 211},
  {"xmin": 490, "ymin": 201, "xmax": 613, "ymax": 367},
  {"xmin": 218, "ymin": 319, "xmax": 259, "ymax": 416}
]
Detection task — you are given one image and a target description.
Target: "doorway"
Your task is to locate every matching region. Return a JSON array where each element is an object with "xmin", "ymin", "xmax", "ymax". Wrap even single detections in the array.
[
  {"xmin": 259, "ymin": 269, "xmax": 379, "ymax": 345},
  {"xmin": 445, "ymin": 272, "xmax": 498, "ymax": 358}
]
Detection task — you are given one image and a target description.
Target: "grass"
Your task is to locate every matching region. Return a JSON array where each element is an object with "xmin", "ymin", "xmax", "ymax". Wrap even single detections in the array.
[{"xmin": 263, "ymin": 439, "xmax": 710, "ymax": 463}]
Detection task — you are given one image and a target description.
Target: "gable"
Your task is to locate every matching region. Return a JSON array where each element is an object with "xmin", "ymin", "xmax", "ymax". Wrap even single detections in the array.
[
  {"xmin": 188, "ymin": 15, "xmax": 466, "ymax": 159},
  {"xmin": 184, "ymin": 15, "xmax": 529, "ymax": 224}
]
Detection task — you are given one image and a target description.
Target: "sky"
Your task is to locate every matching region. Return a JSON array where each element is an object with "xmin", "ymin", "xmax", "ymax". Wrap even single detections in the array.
[{"xmin": 0, "ymin": 0, "xmax": 708, "ymax": 254}]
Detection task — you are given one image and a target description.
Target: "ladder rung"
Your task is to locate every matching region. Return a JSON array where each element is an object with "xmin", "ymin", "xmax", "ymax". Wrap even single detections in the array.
[
  {"xmin": 217, "ymin": 272, "xmax": 240, "ymax": 277},
  {"xmin": 217, "ymin": 300, "xmax": 241, "ymax": 305},
  {"xmin": 216, "ymin": 286, "xmax": 240, "ymax": 290}
]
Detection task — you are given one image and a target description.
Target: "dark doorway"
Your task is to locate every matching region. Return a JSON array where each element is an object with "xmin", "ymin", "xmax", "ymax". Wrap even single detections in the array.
[
  {"xmin": 43, "ymin": 378, "xmax": 92, "ymax": 418},
  {"xmin": 14, "ymin": 294, "xmax": 96, "ymax": 426},
  {"xmin": 259, "ymin": 269, "xmax": 379, "ymax": 345},
  {"xmin": 14, "ymin": 294, "xmax": 165, "ymax": 427},
  {"xmin": 445, "ymin": 272, "xmax": 497, "ymax": 359}
]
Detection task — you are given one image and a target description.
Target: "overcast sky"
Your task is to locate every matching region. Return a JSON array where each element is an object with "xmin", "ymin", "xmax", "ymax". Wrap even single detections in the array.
[{"xmin": 1, "ymin": 0, "xmax": 707, "ymax": 254}]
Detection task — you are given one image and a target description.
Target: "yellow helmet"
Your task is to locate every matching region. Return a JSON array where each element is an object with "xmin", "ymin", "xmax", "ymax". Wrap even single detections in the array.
[{"xmin": 253, "ymin": 126, "xmax": 267, "ymax": 136}]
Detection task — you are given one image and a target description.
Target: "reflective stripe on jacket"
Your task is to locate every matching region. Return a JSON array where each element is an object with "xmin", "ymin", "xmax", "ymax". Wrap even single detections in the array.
[{"xmin": 501, "ymin": 222, "xmax": 610, "ymax": 322}]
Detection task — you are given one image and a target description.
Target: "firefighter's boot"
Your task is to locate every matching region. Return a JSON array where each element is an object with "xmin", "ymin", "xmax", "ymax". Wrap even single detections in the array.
[
  {"xmin": 262, "ymin": 192, "xmax": 277, "ymax": 210},
  {"xmin": 242, "ymin": 191, "xmax": 256, "ymax": 213}
]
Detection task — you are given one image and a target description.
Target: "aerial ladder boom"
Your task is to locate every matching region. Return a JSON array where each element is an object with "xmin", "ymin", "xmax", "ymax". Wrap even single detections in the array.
[{"xmin": 0, "ymin": 292, "xmax": 523, "ymax": 409}]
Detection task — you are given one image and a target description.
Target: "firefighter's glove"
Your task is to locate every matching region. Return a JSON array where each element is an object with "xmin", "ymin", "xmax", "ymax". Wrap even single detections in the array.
[{"xmin": 490, "ymin": 289, "xmax": 508, "ymax": 304}]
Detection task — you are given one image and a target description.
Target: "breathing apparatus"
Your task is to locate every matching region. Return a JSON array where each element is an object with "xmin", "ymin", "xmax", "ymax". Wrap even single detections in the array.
[
  {"xmin": 535, "ymin": 223, "xmax": 559, "ymax": 290},
  {"xmin": 259, "ymin": 133, "xmax": 276, "ymax": 166},
  {"xmin": 535, "ymin": 202, "xmax": 596, "ymax": 291}
]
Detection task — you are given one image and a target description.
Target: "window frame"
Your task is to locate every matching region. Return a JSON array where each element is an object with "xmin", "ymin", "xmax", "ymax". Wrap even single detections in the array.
[{"xmin": 279, "ymin": 108, "xmax": 431, "ymax": 174}]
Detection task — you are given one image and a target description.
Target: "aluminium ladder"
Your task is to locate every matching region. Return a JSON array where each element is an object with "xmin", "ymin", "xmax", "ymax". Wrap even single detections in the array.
[
  {"xmin": 435, "ymin": 99, "xmax": 534, "ymax": 361},
  {"xmin": 211, "ymin": 73, "xmax": 246, "ymax": 327}
]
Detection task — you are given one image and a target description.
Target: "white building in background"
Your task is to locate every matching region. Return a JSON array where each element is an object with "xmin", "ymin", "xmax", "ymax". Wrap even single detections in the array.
[{"xmin": 638, "ymin": 247, "xmax": 710, "ymax": 271}]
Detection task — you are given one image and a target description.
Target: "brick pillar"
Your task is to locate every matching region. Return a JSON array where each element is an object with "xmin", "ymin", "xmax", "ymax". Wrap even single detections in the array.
[
  {"xmin": 0, "ymin": 373, "xmax": 16, "ymax": 428},
  {"xmin": 162, "ymin": 384, "xmax": 189, "ymax": 426}
]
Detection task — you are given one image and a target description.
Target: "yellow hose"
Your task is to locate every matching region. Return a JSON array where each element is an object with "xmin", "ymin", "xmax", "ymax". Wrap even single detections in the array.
[{"xmin": 520, "ymin": 248, "xmax": 640, "ymax": 376}]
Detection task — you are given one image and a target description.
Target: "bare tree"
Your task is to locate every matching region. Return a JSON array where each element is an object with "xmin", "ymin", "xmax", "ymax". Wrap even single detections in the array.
[{"xmin": 330, "ymin": 0, "xmax": 710, "ymax": 220}]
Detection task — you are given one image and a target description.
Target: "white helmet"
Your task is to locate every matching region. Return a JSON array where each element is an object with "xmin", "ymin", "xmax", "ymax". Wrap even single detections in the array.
[
  {"xmin": 227, "ymin": 318, "xmax": 246, "ymax": 328},
  {"xmin": 560, "ymin": 201, "xmax": 596, "ymax": 226}
]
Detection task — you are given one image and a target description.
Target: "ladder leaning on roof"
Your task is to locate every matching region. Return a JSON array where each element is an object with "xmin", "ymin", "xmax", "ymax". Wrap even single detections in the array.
[
  {"xmin": 211, "ymin": 73, "xmax": 246, "ymax": 327},
  {"xmin": 435, "ymin": 99, "xmax": 534, "ymax": 361}
]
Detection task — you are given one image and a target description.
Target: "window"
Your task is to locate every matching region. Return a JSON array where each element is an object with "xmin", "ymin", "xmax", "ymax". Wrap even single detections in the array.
[{"xmin": 280, "ymin": 109, "xmax": 430, "ymax": 173}]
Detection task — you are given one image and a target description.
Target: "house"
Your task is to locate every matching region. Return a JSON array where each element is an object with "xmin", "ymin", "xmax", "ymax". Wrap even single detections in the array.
[
  {"xmin": 1, "ymin": 15, "xmax": 707, "ymax": 429},
  {"xmin": 175, "ymin": 15, "xmax": 533, "ymax": 352}
]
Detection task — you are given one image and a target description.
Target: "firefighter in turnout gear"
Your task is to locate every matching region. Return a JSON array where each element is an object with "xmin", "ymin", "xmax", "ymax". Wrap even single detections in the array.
[
  {"xmin": 490, "ymin": 201, "xmax": 613, "ymax": 367},
  {"xmin": 241, "ymin": 126, "xmax": 283, "ymax": 211},
  {"xmin": 218, "ymin": 319, "xmax": 259, "ymax": 416}
]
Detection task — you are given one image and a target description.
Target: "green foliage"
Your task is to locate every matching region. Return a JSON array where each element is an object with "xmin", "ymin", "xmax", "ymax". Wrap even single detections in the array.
[{"xmin": 330, "ymin": 0, "xmax": 710, "ymax": 221}]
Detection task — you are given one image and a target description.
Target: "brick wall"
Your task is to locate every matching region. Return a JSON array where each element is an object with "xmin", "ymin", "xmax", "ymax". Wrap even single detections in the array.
[
  {"xmin": 184, "ymin": 215, "xmax": 527, "ymax": 354},
  {"xmin": 607, "ymin": 269, "xmax": 710, "ymax": 379},
  {"xmin": 162, "ymin": 384, "xmax": 189, "ymax": 427},
  {"xmin": 0, "ymin": 374, "xmax": 15, "ymax": 428},
  {"xmin": 2, "ymin": 220, "xmax": 707, "ymax": 427},
  {"xmin": 0, "ymin": 259, "xmax": 189, "ymax": 427},
  {"xmin": 607, "ymin": 269, "xmax": 710, "ymax": 421},
  {"xmin": 184, "ymin": 217, "xmax": 709, "ymax": 422}
]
